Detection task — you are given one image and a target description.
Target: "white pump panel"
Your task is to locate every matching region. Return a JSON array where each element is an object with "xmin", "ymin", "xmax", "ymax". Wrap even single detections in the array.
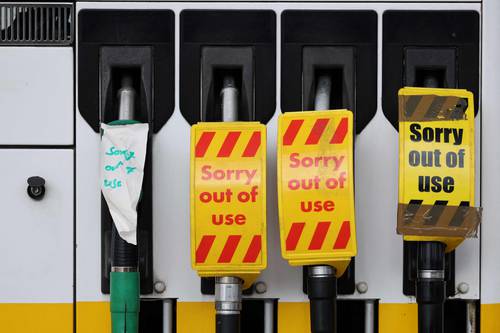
[{"xmin": 0, "ymin": 47, "xmax": 73, "ymax": 145}]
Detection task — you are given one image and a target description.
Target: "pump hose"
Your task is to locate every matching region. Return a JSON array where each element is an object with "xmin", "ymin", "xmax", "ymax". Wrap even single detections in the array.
[
  {"xmin": 416, "ymin": 241, "xmax": 446, "ymax": 333},
  {"xmin": 307, "ymin": 265, "xmax": 337, "ymax": 333},
  {"xmin": 216, "ymin": 314, "xmax": 240, "ymax": 333},
  {"xmin": 108, "ymin": 118, "xmax": 141, "ymax": 333}
]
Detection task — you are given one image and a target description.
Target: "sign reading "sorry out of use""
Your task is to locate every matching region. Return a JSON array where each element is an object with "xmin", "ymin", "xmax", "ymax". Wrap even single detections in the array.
[
  {"xmin": 398, "ymin": 87, "xmax": 480, "ymax": 244},
  {"xmin": 277, "ymin": 110, "xmax": 356, "ymax": 273},
  {"xmin": 190, "ymin": 122, "xmax": 266, "ymax": 284}
]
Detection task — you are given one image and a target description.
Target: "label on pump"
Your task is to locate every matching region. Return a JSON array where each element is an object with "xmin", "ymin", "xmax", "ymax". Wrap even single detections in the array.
[
  {"xmin": 101, "ymin": 123, "xmax": 149, "ymax": 245},
  {"xmin": 190, "ymin": 122, "xmax": 266, "ymax": 282},
  {"xmin": 277, "ymin": 110, "xmax": 356, "ymax": 273},
  {"xmin": 398, "ymin": 87, "xmax": 481, "ymax": 247}
]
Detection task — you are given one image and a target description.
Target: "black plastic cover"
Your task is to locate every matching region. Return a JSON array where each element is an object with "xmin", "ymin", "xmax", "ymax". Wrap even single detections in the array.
[
  {"xmin": 78, "ymin": 9, "xmax": 175, "ymax": 133},
  {"xmin": 180, "ymin": 10, "xmax": 276, "ymax": 124},
  {"xmin": 382, "ymin": 10, "xmax": 480, "ymax": 129},
  {"xmin": 201, "ymin": 47, "xmax": 254, "ymax": 121},
  {"xmin": 281, "ymin": 10, "xmax": 378, "ymax": 134}
]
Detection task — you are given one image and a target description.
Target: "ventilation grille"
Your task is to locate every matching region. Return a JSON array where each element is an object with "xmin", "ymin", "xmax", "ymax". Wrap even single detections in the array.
[{"xmin": 0, "ymin": 4, "xmax": 73, "ymax": 45}]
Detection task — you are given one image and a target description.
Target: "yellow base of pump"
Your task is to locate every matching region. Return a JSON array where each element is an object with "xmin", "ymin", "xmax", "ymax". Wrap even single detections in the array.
[
  {"xmin": 0, "ymin": 303, "xmax": 72, "ymax": 333},
  {"xmin": 72, "ymin": 301, "xmax": 500, "ymax": 332}
]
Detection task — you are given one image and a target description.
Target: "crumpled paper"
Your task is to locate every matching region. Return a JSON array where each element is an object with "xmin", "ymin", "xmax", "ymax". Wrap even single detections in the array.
[{"xmin": 100, "ymin": 123, "xmax": 149, "ymax": 245}]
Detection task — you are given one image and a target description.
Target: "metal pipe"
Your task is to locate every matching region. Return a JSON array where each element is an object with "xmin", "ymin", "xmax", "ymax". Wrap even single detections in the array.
[
  {"xmin": 415, "ymin": 75, "xmax": 446, "ymax": 333},
  {"xmin": 422, "ymin": 75, "xmax": 440, "ymax": 89},
  {"xmin": 110, "ymin": 73, "xmax": 140, "ymax": 333},
  {"xmin": 264, "ymin": 300, "xmax": 275, "ymax": 333},
  {"xmin": 216, "ymin": 75, "xmax": 242, "ymax": 333},
  {"xmin": 163, "ymin": 299, "xmax": 174, "ymax": 333},
  {"xmin": 307, "ymin": 74, "xmax": 337, "ymax": 333},
  {"xmin": 466, "ymin": 301, "xmax": 477, "ymax": 333},
  {"xmin": 118, "ymin": 75, "xmax": 136, "ymax": 121},
  {"xmin": 364, "ymin": 300, "xmax": 375, "ymax": 333},
  {"xmin": 221, "ymin": 75, "xmax": 239, "ymax": 122},
  {"xmin": 314, "ymin": 75, "xmax": 332, "ymax": 111},
  {"xmin": 216, "ymin": 276, "xmax": 242, "ymax": 333}
]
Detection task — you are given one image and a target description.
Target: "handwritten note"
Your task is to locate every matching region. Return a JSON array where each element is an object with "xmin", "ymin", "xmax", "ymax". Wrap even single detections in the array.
[{"xmin": 100, "ymin": 123, "xmax": 149, "ymax": 245}]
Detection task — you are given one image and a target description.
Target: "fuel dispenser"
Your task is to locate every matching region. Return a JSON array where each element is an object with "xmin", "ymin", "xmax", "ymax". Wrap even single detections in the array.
[
  {"xmin": 101, "ymin": 73, "xmax": 147, "ymax": 333},
  {"xmin": 279, "ymin": 11, "xmax": 377, "ymax": 333},
  {"xmin": 77, "ymin": 9, "xmax": 175, "ymax": 332},
  {"xmin": 181, "ymin": 10, "xmax": 275, "ymax": 333},
  {"xmin": 382, "ymin": 11, "xmax": 480, "ymax": 333}
]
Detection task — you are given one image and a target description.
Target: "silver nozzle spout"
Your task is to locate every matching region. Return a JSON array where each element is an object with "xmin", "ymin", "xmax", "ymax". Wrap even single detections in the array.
[
  {"xmin": 221, "ymin": 75, "xmax": 239, "ymax": 122},
  {"xmin": 215, "ymin": 276, "xmax": 243, "ymax": 315},
  {"xmin": 314, "ymin": 75, "xmax": 332, "ymax": 111},
  {"xmin": 117, "ymin": 74, "xmax": 136, "ymax": 121}
]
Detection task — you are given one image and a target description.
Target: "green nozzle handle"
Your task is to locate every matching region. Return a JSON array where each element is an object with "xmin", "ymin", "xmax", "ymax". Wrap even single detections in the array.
[{"xmin": 111, "ymin": 271, "xmax": 140, "ymax": 333}]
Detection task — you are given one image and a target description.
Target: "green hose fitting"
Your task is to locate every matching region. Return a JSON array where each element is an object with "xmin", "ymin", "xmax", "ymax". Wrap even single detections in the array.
[{"xmin": 110, "ymin": 271, "xmax": 140, "ymax": 333}]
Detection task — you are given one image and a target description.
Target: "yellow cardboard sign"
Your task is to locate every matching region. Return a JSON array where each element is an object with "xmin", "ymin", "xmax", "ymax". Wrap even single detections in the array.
[
  {"xmin": 398, "ymin": 87, "xmax": 476, "ymax": 250},
  {"xmin": 277, "ymin": 110, "xmax": 356, "ymax": 275},
  {"xmin": 190, "ymin": 122, "xmax": 266, "ymax": 286}
]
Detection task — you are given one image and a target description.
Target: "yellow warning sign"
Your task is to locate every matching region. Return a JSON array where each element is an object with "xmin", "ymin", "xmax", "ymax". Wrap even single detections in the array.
[
  {"xmin": 398, "ymin": 87, "xmax": 479, "ymax": 250},
  {"xmin": 190, "ymin": 122, "xmax": 266, "ymax": 286},
  {"xmin": 277, "ymin": 110, "xmax": 356, "ymax": 275}
]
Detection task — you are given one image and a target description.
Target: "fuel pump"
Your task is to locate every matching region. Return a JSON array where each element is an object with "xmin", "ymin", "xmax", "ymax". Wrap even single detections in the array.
[
  {"xmin": 397, "ymin": 87, "xmax": 479, "ymax": 333},
  {"xmin": 279, "ymin": 59, "xmax": 357, "ymax": 333},
  {"xmin": 382, "ymin": 11, "xmax": 480, "ymax": 333},
  {"xmin": 77, "ymin": 9, "xmax": 175, "ymax": 332},
  {"xmin": 277, "ymin": 89, "xmax": 356, "ymax": 333},
  {"xmin": 280, "ymin": 10, "xmax": 377, "ymax": 333},
  {"xmin": 215, "ymin": 75, "xmax": 244, "ymax": 333},
  {"xmin": 307, "ymin": 75, "xmax": 338, "ymax": 333},
  {"xmin": 104, "ymin": 74, "xmax": 143, "ymax": 333},
  {"xmin": 190, "ymin": 75, "xmax": 267, "ymax": 333},
  {"xmin": 182, "ymin": 10, "xmax": 275, "ymax": 333}
]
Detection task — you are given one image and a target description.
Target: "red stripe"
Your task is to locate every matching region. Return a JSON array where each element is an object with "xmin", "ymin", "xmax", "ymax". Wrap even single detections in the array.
[
  {"xmin": 242, "ymin": 131, "xmax": 261, "ymax": 157},
  {"xmin": 305, "ymin": 118, "xmax": 330, "ymax": 145},
  {"xmin": 330, "ymin": 117, "xmax": 349, "ymax": 144},
  {"xmin": 333, "ymin": 221, "xmax": 351, "ymax": 249},
  {"xmin": 283, "ymin": 120, "xmax": 304, "ymax": 146},
  {"xmin": 217, "ymin": 132, "xmax": 241, "ymax": 157},
  {"xmin": 218, "ymin": 235, "xmax": 242, "ymax": 263},
  {"xmin": 243, "ymin": 235, "xmax": 262, "ymax": 263},
  {"xmin": 195, "ymin": 132, "xmax": 216, "ymax": 157},
  {"xmin": 308, "ymin": 222, "xmax": 331, "ymax": 250},
  {"xmin": 195, "ymin": 235, "xmax": 216, "ymax": 263},
  {"xmin": 286, "ymin": 222, "xmax": 305, "ymax": 251}
]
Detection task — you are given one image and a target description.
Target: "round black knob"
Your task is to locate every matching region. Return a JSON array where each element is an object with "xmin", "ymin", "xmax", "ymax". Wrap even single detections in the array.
[{"xmin": 27, "ymin": 176, "xmax": 46, "ymax": 200}]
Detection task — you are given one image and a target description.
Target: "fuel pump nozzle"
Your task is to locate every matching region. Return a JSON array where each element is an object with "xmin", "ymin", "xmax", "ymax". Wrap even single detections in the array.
[
  {"xmin": 306, "ymin": 75, "xmax": 337, "ymax": 333},
  {"xmin": 415, "ymin": 73, "xmax": 446, "ymax": 333},
  {"xmin": 110, "ymin": 73, "xmax": 140, "ymax": 333},
  {"xmin": 215, "ymin": 75, "xmax": 243, "ymax": 333}
]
